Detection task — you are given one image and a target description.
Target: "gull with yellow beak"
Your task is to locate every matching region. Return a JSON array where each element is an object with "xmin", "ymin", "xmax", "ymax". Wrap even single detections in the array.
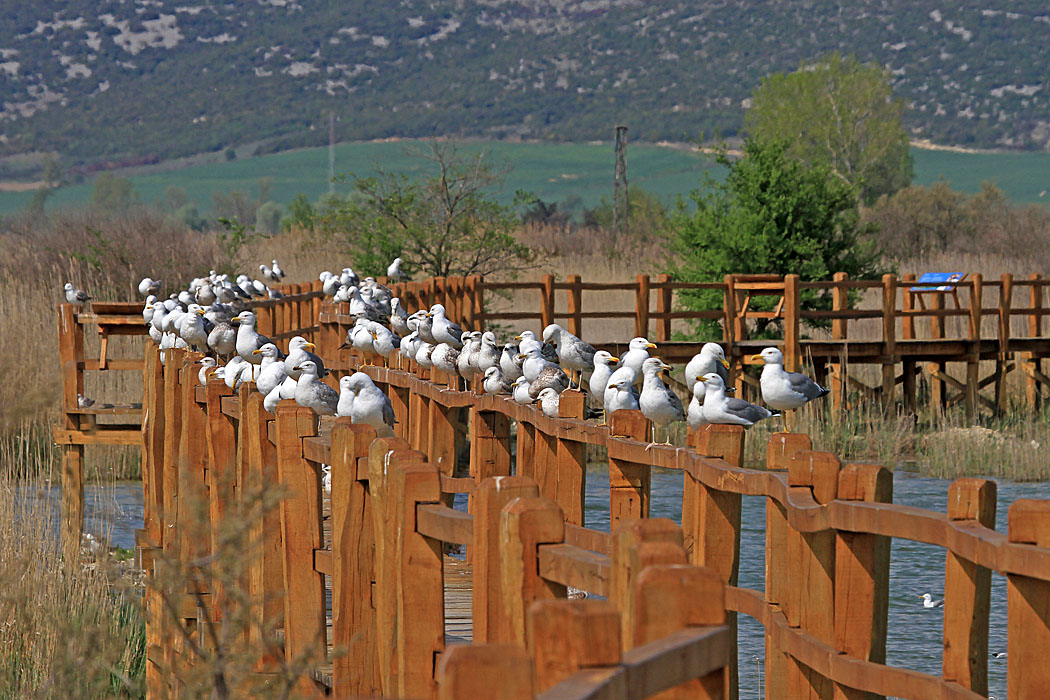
[
  {"xmin": 753, "ymin": 347, "xmax": 829, "ymax": 412},
  {"xmin": 639, "ymin": 357, "xmax": 685, "ymax": 446},
  {"xmin": 285, "ymin": 335, "xmax": 326, "ymax": 379},
  {"xmin": 685, "ymin": 343, "xmax": 730, "ymax": 394},
  {"xmin": 699, "ymin": 373, "xmax": 777, "ymax": 427},
  {"xmin": 254, "ymin": 343, "xmax": 289, "ymax": 396}
]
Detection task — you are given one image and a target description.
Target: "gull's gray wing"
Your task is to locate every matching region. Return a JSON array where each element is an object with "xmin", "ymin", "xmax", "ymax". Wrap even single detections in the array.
[
  {"xmin": 724, "ymin": 397, "xmax": 773, "ymax": 424},
  {"xmin": 787, "ymin": 372, "xmax": 829, "ymax": 400},
  {"xmin": 382, "ymin": 398, "xmax": 396, "ymax": 428},
  {"xmin": 663, "ymin": 386, "xmax": 686, "ymax": 420}
]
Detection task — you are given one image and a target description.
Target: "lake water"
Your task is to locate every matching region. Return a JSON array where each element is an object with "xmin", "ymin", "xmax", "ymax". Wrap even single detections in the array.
[{"xmin": 66, "ymin": 470, "xmax": 1045, "ymax": 699}]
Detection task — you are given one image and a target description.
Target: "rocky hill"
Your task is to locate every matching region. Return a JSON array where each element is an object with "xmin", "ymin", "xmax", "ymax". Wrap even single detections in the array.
[{"xmin": 1, "ymin": 1, "xmax": 1048, "ymax": 173}]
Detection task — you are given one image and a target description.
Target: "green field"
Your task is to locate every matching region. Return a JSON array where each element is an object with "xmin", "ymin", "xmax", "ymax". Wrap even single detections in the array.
[{"xmin": 2, "ymin": 140, "xmax": 1048, "ymax": 218}]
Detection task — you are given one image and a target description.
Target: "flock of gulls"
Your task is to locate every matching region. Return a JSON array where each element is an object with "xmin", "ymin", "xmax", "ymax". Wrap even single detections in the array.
[{"xmin": 62, "ymin": 257, "xmax": 835, "ymax": 448}]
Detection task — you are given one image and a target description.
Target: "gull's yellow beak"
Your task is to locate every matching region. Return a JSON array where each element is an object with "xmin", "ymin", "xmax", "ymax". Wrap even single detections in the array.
[
  {"xmin": 293, "ymin": 365, "xmax": 302, "ymax": 372},
  {"xmin": 426, "ymin": 312, "xmax": 433, "ymax": 318},
  {"xmin": 514, "ymin": 334, "xmax": 523, "ymax": 340},
  {"xmin": 721, "ymin": 358, "xmax": 730, "ymax": 369},
  {"xmin": 210, "ymin": 369, "xmax": 221, "ymax": 377},
  {"xmin": 608, "ymin": 356, "xmax": 620, "ymax": 364},
  {"xmin": 196, "ymin": 308, "xmax": 205, "ymax": 316},
  {"xmin": 751, "ymin": 355, "xmax": 764, "ymax": 363},
  {"xmin": 516, "ymin": 354, "xmax": 526, "ymax": 361},
  {"xmin": 303, "ymin": 342, "xmax": 315, "ymax": 350},
  {"xmin": 252, "ymin": 349, "xmax": 262, "ymax": 355},
  {"xmin": 646, "ymin": 342, "xmax": 657, "ymax": 349},
  {"xmin": 696, "ymin": 376, "xmax": 706, "ymax": 383}
]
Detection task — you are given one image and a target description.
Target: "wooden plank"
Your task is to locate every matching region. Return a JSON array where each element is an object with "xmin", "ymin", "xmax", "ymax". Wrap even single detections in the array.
[
  {"xmin": 417, "ymin": 503, "xmax": 474, "ymax": 545},
  {"xmin": 537, "ymin": 543, "xmax": 610, "ymax": 597},
  {"xmin": 474, "ymin": 476, "xmax": 540, "ymax": 644},
  {"xmin": 555, "ymin": 391, "xmax": 587, "ymax": 526},
  {"xmin": 635, "ymin": 274, "xmax": 650, "ymax": 339},
  {"xmin": 943, "ymin": 478, "xmax": 995, "ymax": 695},
  {"xmin": 438, "ymin": 645, "xmax": 534, "ymax": 700},
  {"xmin": 1007, "ymin": 499, "xmax": 1050, "ymax": 699},
  {"xmin": 608, "ymin": 410, "xmax": 650, "ymax": 527},
  {"xmin": 610, "ymin": 519, "xmax": 686, "ymax": 650},
  {"xmin": 500, "ymin": 497, "xmax": 567, "ymax": 646},
  {"xmin": 528, "ymin": 599, "xmax": 622, "ymax": 693},
  {"xmin": 53, "ymin": 428, "xmax": 142, "ymax": 445}
]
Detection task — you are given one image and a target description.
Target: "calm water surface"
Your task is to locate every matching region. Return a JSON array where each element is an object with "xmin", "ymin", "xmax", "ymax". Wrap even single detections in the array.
[{"xmin": 65, "ymin": 469, "xmax": 1044, "ymax": 699}]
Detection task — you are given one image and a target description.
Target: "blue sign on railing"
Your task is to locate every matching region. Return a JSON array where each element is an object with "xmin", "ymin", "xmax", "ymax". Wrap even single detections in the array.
[{"xmin": 910, "ymin": 272, "xmax": 966, "ymax": 292}]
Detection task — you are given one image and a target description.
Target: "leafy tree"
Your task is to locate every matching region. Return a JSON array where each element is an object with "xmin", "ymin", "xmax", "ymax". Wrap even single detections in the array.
[
  {"xmin": 584, "ymin": 185, "xmax": 669, "ymax": 246},
  {"xmin": 318, "ymin": 143, "xmax": 532, "ymax": 278},
  {"xmin": 746, "ymin": 53, "xmax": 913, "ymax": 203},
  {"xmin": 255, "ymin": 201, "xmax": 286, "ymax": 235},
  {"xmin": 90, "ymin": 173, "xmax": 139, "ymax": 212},
  {"xmin": 670, "ymin": 139, "xmax": 882, "ymax": 338},
  {"xmin": 282, "ymin": 193, "xmax": 316, "ymax": 232}
]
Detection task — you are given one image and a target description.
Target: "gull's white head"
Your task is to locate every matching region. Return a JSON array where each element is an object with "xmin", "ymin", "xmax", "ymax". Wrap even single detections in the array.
[
  {"xmin": 642, "ymin": 357, "xmax": 672, "ymax": 375},
  {"xmin": 628, "ymin": 337, "xmax": 657, "ymax": 352},
  {"xmin": 754, "ymin": 347, "xmax": 784, "ymax": 365}
]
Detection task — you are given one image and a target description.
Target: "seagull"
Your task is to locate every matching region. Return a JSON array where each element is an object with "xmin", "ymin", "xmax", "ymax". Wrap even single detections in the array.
[
  {"xmin": 543, "ymin": 324, "xmax": 597, "ymax": 389},
  {"xmin": 77, "ymin": 394, "xmax": 95, "ymax": 408},
  {"xmin": 198, "ymin": 357, "xmax": 217, "ymax": 386},
  {"xmin": 687, "ymin": 379, "xmax": 708, "ymax": 430},
  {"xmin": 516, "ymin": 330, "xmax": 558, "ymax": 363},
  {"xmin": 620, "ymin": 337, "xmax": 656, "ymax": 378},
  {"xmin": 483, "ymin": 366, "xmax": 510, "ymax": 395},
  {"xmin": 605, "ymin": 379, "xmax": 640, "ymax": 416},
  {"xmin": 639, "ymin": 358, "xmax": 685, "ymax": 446},
  {"xmin": 343, "ymin": 372, "xmax": 396, "ymax": 437},
  {"xmin": 232, "ymin": 311, "xmax": 277, "ymax": 364},
  {"xmin": 207, "ymin": 318, "xmax": 237, "ymax": 358},
  {"xmin": 919, "ymin": 593, "xmax": 944, "ymax": 609},
  {"xmin": 260, "ymin": 264, "xmax": 280, "ymax": 286},
  {"xmin": 685, "ymin": 343, "xmax": 729, "ymax": 394},
  {"xmin": 512, "ymin": 377, "xmax": 533, "ymax": 405},
  {"xmin": 700, "ymin": 373, "xmax": 777, "ymax": 427},
  {"xmin": 500, "ymin": 343, "xmax": 524, "ymax": 382},
  {"xmin": 336, "ymin": 376, "xmax": 356, "ymax": 417},
  {"xmin": 992, "ymin": 652, "xmax": 1007, "ymax": 659},
  {"xmin": 477, "ymin": 331, "xmax": 502, "ymax": 374},
  {"xmin": 64, "ymin": 283, "xmax": 91, "ymax": 306},
  {"xmin": 254, "ymin": 343, "xmax": 289, "ymax": 396},
  {"xmin": 138, "ymin": 277, "xmax": 162, "ymax": 297},
  {"xmin": 431, "ymin": 342, "xmax": 462, "ymax": 377},
  {"xmin": 271, "ymin": 259, "xmax": 285, "ymax": 280},
  {"xmin": 588, "ymin": 351, "xmax": 620, "ymax": 404},
  {"xmin": 293, "ymin": 360, "xmax": 338, "ymax": 415},
  {"xmin": 387, "ymin": 257, "xmax": 405, "ymax": 281},
  {"xmin": 390, "ymin": 298, "xmax": 411, "ymax": 336},
  {"xmin": 536, "ymin": 387, "xmax": 561, "ymax": 417},
  {"xmin": 321, "ymin": 464, "xmax": 332, "ymax": 495},
  {"xmin": 285, "ymin": 336, "xmax": 326, "ymax": 379},
  {"xmin": 429, "ymin": 304, "xmax": 464, "ymax": 348},
  {"xmin": 603, "ymin": 364, "xmax": 638, "ymax": 413},
  {"xmin": 754, "ymin": 347, "xmax": 830, "ymax": 412}
]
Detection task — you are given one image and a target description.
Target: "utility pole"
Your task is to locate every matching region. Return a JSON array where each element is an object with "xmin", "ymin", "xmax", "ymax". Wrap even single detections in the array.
[
  {"xmin": 613, "ymin": 125, "xmax": 628, "ymax": 236},
  {"xmin": 328, "ymin": 111, "xmax": 336, "ymax": 195}
]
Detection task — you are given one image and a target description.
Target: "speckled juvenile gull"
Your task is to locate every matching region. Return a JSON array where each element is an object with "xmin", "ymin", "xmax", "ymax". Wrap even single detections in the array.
[
  {"xmin": 293, "ymin": 360, "xmax": 338, "ymax": 415},
  {"xmin": 639, "ymin": 357, "xmax": 685, "ymax": 444},
  {"xmin": 685, "ymin": 343, "xmax": 729, "ymax": 395},
  {"xmin": 536, "ymin": 387, "xmax": 561, "ymax": 417},
  {"xmin": 431, "ymin": 343, "xmax": 461, "ymax": 376},
  {"xmin": 483, "ymin": 367, "xmax": 510, "ymax": 395},
  {"xmin": 700, "ymin": 373, "xmax": 776, "ymax": 427},
  {"xmin": 528, "ymin": 364, "xmax": 570, "ymax": 400},
  {"xmin": 755, "ymin": 347, "xmax": 829, "ymax": 411},
  {"xmin": 208, "ymin": 318, "xmax": 237, "ymax": 357},
  {"xmin": 390, "ymin": 298, "xmax": 411, "ymax": 336}
]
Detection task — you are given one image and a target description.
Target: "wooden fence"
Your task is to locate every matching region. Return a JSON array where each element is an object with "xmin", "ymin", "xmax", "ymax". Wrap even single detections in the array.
[{"xmin": 52, "ymin": 270, "xmax": 1050, "ymax": 698}]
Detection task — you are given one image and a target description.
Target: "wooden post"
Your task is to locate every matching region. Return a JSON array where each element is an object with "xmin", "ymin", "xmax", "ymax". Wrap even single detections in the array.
[
  {"xmin": 438, "ymin": 645, "xmax": 534, "ymax": 700},
  {"xmin": 390, "ymin": 384, "xmax": 411, "ymax": 440},
  {"xmin": 996, "ymin": 273, "xmax": 1012, "ymax": 413},
  {"xmin": 527, "ymin": 600, "xmax": 621, "ymax": 693},
  {"xmin": 499, "ymin": 497, "xmax": 566, "ymax": 646},
  {"xmin": 966, "ymin": 274, "xmax": 983, "ymax": 421},
  {"xmin": 830, "ymin": 273, "xmax": 849, "ymax": 416},
  {"xmin": 900, "ymin": 274, "xmax": 917, "ymax": 413},
  {"xmin": 554, "ymin": 391, "xmax": 587, "ymax": 526},
  {"xmin": 474, "ymin": 275, "xmax": 487, "ymax": 333},
  {"xmin": 943, "ymin": 478, "xmax": 996, "ymax": 695},
  {"xmin": 474, "ymin": 477, "xmax": 540, "ymax": 644},
  {"xmin": 783, "ymin": 274, "xmax": 800, "ymax": 373},
  {"xmin": 274, "ymin": 402, "xmax": 326, "ymax": 684},
  {"xmin": 470, "ymin": 411, "xmax": 512, "ymax": 487},
  {"xmin": 567, "ymin": 274, "xmax": 583, "ymax": 338},
  {"xmin": 929, "ymin": 290, "xmax": 947, "ymax": 413},
  {"xmin": 634, "ymin": 565, "xmax": 726, "ymax": 699},
  {"xmin": 242, "ymin": 392, "xmax": 283, "ymax": 662},
  {"xmin": 684, "ymin": 424, "xmax": 743, "ymax": 700},
  {"xmin": 204, "ymin": 376, "xmax": 236, "ymax": 621},
  {"xmin": 834, "ymin": 463, "xmax": 892, "ymax": 700},
  {"xmin": 655, "ymin": 273, "xmax": 673, "ymax": 342},
  {"xmin": 331, "ymin": 421, "xmax": 379, "ymax": 697},
  {"xmin": 881, "ymin": 274, "xmax": 897, "ymax": 413},
  {"xmin": 516, "ymin": 421, "xmax": 536, "ymax": 480},
  {"xmin": 635, "ymin": 273, "xmax": 650, "ymax": 339},
  {"xmin": 532, "ymin": 422, "xmax": 558, "ymax": 506},
  {"xmin": 608, "ymin": 410, "xmax": 650, "ymax": 527},
  {"xmin": 1026, "ymin": 274, "xmax": 1043, "ymax": 409},
  {"xmin": 57, "ymin": 304, "xmax": 85, "ymax": 560},
  {"xmin": 428, "ymin": 397, "xmax": 457, "ymax": 504},
  {"xmin": 141, "ymin": 343, "xmax": 165, "ymax": 557},
  {"xmin": 390, "ymin": 459, "xmax": 445, "ymax": 698},
  {"xmin": 541, "ymin": 274, "xmax": 556, "ymax": 329},
  {"xmin": 610, "ymin": 518, "xmax": 686, "ymax": 649},
  {"xmin": 764, "ymin": 433, "xmax": 811, "ymax": 699},
  {"xmin": 787, "ymin": 450, "xmax": 841, "ymax": 699},
  {"xmin": 1007, "ymin": 499, "xmax": 1050, "ymax": 699}
]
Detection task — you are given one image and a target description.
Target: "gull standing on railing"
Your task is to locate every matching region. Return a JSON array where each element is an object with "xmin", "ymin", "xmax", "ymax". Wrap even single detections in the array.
[
  {"xmin": 285, "ymin": 336, "xmax": 326, "ymax": 379},
  {"xmin": 138, "ymin": 277, "xmax": 162, "ymax": 297},
  {"xmin": 755, "ymin": 347, "xmax": 830, "ymax": 413},
  {"xmin": 387, "ymin": 257, "xmax": 405, "ymax": 281},
  {"xmin": 233, "ymin": 311, "xmax": 277, "ymax": 364},
  {"xmin": 344, "ymin": 372, "xmax": 396, "ymax": 437},
  {"xmin": 536, "ymin": 387, "xmax": 561, "ymax": 417},
  {"xmin": 685, "ymin": 343, "xmax": 730, "ymax": 394},
  {"xmin": 64, "ymin": 282, "xmax": 92, "ymax": 307},
  {"xmin": 639, "ymin": 357, "xmax": 685, "ymax": 446},
  {"xmin": 543, "ymin": 323, "xmax": 597, "ymax": 390},
  {"xmin": 519, "ymin": 346, "xmax": 570, "ymax": 399},
  {"xmin": 336, "ymin": 376, "xmax": 356, "ymax": 417},
  {"xmin": 255, "ymin": 343, "xmax": 289, "ymax": 396},
  {"xmin": 293, "ymin": 360, "xmax": 338, "ymax": 416},
  {"xmin": 429, "ymin": 304, "xmax": 464, "ymax": 349},
  {"xmin": 699, "ymin": 373, "xmax": 777, "ymax": 427}
]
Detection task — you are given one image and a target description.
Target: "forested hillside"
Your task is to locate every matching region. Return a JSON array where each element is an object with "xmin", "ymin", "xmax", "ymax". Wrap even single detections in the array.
[{"xmin": 1, "ymin": 1, "xmax": 1048, "ymax": 174}]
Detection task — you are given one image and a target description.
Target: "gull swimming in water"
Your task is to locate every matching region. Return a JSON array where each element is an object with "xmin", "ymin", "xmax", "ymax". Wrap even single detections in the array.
[
  {"xmin": 919, "ymin": 593, "xmax": 944, "ymax": 609},
  {"xmin": 700, "ymin": 373, "xmax": 777, "ymax": 427},
  {"xmin": 754, "ymin": 347, "xmax": 830, "ymax": 412},
  {"xmin": 293, "ymin": 360, "xmax": 338, "ymax": 415},
  {"xmin": 639, "ymin": 358, "xmax": 685, "ymax": 445}
]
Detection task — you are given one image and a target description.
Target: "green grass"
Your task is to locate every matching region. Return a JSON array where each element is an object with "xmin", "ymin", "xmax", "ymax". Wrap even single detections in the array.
[{"xmin": 3, "ymin": 140, "xmax": 1048, "ymax": 217}]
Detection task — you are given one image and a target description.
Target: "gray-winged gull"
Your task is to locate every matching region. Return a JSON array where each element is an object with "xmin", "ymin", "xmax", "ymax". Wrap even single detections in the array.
[
  {"xmin": 543, "ymin": 324, "xmax": 597, "ymax": 389},
  {"xmin": 639, "ymin": 357, "xmax": 685, "ymax": 445},
  {"xmin": 293, "ymin": 360, "xmax": 338, "ymax": 415},
  {"xmin": 337, "ymin": 376, "xmax": 356, "ymax": 417},
  {"xmin": 285, "ymin": 336, "xmax": 326, "ymax": 379},
  {"xmin": 687, "ymin": 380, "xmax": 708, "ymax": 430},
  {"xmin": 700, "ymin": 373, "xmax": 776, "ymax": 427},
  {"xmin": 198, "ymin": 358, "xmax": 217, "ymax": 386},
  {"xmin": 605, "ymin": 379, "xmax": 640, "ymax": 415},
  {"xmin": 536, "ymin": 387, "xmax": 561, "ymax": 417},
  {"xmin": 512, "ymin": 377, "xmax": 533, "ymax": 404},
  {"xmin": 588, "ymin": 351, "xmax": 620, "ymax": 403},
  {"xmin": 64, "ymin": 282, "xmax": 91, "ymax": 306},
  {"xmin": 254, "ymin": 343, "xmax": 288, "ymax": 396},
  {"xmin": 919, "ymin": 593, "xmax": 944, "ymax": 608},
  {"xmin": 233, "ymin": 311, "xmax": 276, "ymax": 364},
  {"xmin": 685, "ymin": 343, "xmax": 729, "ymax": 394},
  {"xmin": 387, "ymin": 257, "xmax": 405, "ymax": 281},
  {"xmin": 429, "ymin": 303, "xmax": 464, "ymax": 348},
  {"xmin": 754, "ymin": 347, "xmax": 830, "ymax": 411}
]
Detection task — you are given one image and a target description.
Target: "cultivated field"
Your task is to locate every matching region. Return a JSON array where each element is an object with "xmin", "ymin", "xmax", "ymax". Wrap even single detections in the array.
[{"xmin": 1, "ymin": 140, "xmax": 1049, "ymax": 217}]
